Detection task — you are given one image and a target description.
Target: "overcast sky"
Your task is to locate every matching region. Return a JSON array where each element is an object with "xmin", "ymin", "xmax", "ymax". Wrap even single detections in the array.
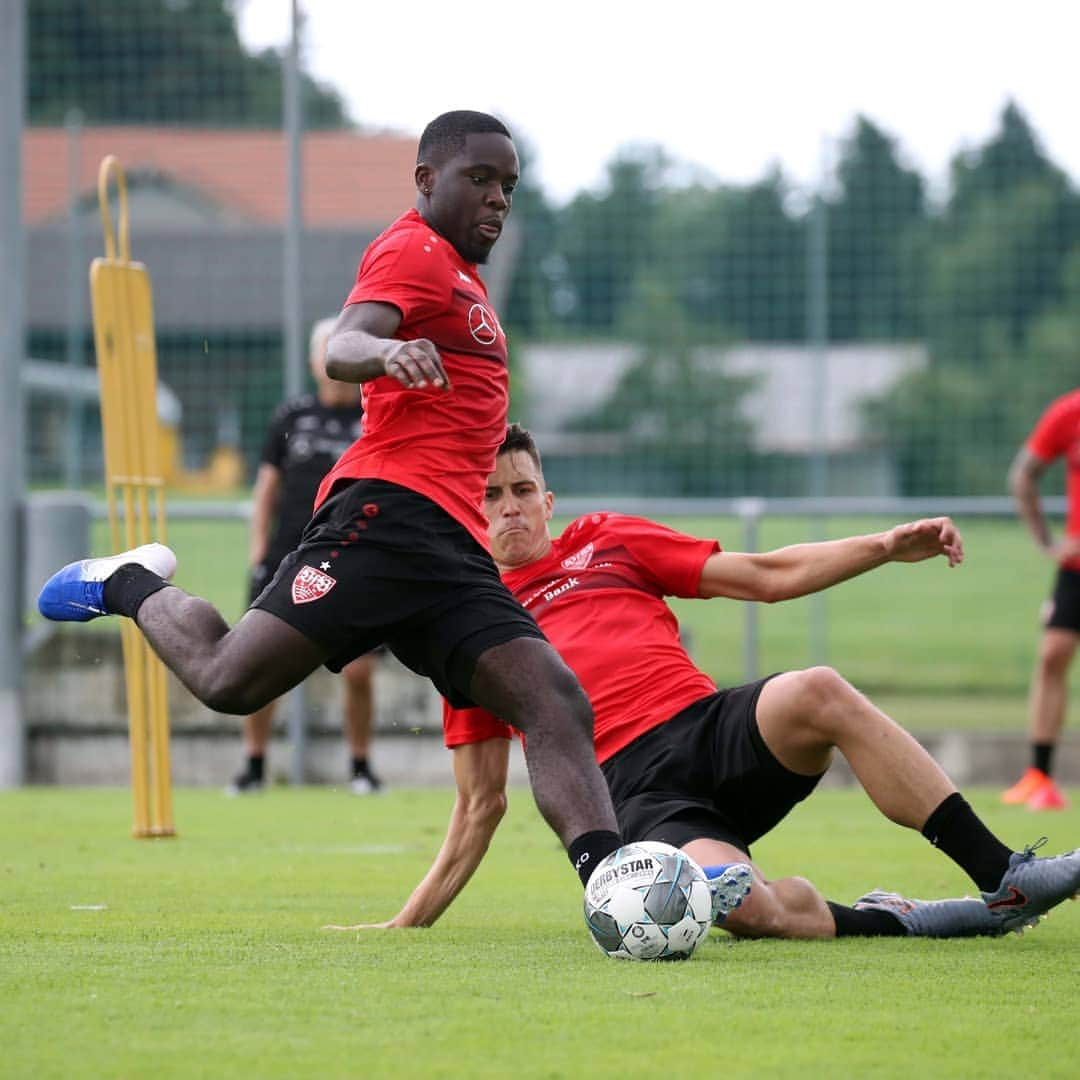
[{"xmin": 236, "ymin": 0, "xmax": 1080, "ymax": 204}]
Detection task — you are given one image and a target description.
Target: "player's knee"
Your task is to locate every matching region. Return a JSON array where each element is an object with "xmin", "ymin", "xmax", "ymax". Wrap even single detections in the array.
[
  {"xmin": 722, "ymin": 882, "xmax": 790, "ymax": 938},
  {"xmin": 792, "ymin": 666, "xmax": 851, "ymax": 717},
  {"xmin": 1038, "ymin": 638, "xmax": 1075, "ymax": 675},
  {"xmin": 515, "ymin": 658, "xmax": 593, "ymax": 736},
  {"xmin": 723, "ymin": 876, "xmax": 816, "ymax": 939},
  {"xmin": 199, "ymin": 672, "xmax": 267, "ymax": 716},
  {"xmin": 464, "ymin": 788, "xmax": 508, "ymax": 831}
]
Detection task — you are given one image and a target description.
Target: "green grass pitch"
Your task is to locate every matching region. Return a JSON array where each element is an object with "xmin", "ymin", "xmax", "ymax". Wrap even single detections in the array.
[{"xmin": 2, "ymin": 786, "xmax": 1078, "ymax": 1078}]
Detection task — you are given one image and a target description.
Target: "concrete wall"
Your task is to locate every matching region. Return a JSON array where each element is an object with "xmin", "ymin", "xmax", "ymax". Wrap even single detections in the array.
[{"xmin": 23, "ymin": 625, "xmax": 1079, "ymax": 791}]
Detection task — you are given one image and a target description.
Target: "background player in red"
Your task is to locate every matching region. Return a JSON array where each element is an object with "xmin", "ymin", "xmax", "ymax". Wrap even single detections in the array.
[
  {"xmin": 338, "ymin": 425, "xmax": 1080, "ymax": 937},
  {"xmin": 1002, "ymin": 389, "xmax": 1080, "ymax": 811},
  {"xmin": 39, "ymin": 111, "xmax": 622, "ymax": 895},
  {"xmin": 227, "ymin": 317, "xmax": 382, "ymax": 797}
]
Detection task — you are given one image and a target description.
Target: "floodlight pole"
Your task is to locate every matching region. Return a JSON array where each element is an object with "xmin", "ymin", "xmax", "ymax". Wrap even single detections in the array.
[
  {"xmin": 0, "ymin": 0, "xmax": 27, "ymax": 787},
  {"xmin": 283, "ymin": 0, "xmax": 307, "ymax": 785}
]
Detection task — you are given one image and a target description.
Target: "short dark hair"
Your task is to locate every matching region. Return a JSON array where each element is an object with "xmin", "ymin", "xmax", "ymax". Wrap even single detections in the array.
[
  {"xmin": 498, "ymin": 423, "xmax": 543, "ymax": 474},
  {"xmin": 417, "ymin": 111, "xmax": 512, "ymax": 165}
]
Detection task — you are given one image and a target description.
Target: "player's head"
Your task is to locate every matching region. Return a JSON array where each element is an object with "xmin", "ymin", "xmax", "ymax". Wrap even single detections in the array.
[
  {"xmin": 415, "ymin": 110, "xmax": 518, "ymax": 265},
  {"xmin": 309, "ymin": 316, "xmax": 360, "ymax": 406},
  {"xmin": 485, "ymin": 423, "xmax": 553, "ymax": 569}
]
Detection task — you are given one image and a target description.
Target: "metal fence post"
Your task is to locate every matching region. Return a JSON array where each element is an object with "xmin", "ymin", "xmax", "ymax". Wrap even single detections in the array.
[
  {"xmin": 283, "ymin": 0, "xmax": 307, "ymax": 785},
  {"xmin": 735, "ymin": 497, "xmax": 765, "ymax": 682},
  {"xmin": 0, "ymin": 0, "xmax": 26, "ymax": 787}
]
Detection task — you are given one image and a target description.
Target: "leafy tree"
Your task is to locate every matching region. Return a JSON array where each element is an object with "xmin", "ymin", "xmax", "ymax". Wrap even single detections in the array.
[
  {"xmin": 827, "ymin": 116, "xmax": 926, "ymax": 340},
  {"xmin": 501, "ymin": 132, "xmax": 559, "ymax": 337},
  {"xmin": 565, "ymin": 276, "xmax": 759, "ymax": 495},
  {"xmin": 28, "ymin": 0, "xmax": 349, "ymax": 127},
  {"xmin": 656, "ymin": 170, "xmax": 805, "ymax": 341},
  {"xmin": 948, "ymin": 101, "xmax": 1066, "ymax": 223},
  {"xmin": 923, "ymin": 178, "xmax": 1080, "ymax": 364},
  {"xmin": 555, "ymin": 146, "xmax": 667, "ymax": 331}
]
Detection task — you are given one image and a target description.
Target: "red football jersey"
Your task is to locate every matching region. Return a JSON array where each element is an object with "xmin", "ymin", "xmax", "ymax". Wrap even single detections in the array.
[
  {"xmin": 1027, "ymin": 388, "xmax": 1080, "ymax": 570},
  {"xmin": 443, "ymin": 513, "xmax": 720, "ymax": 762},
  {"xmin": 315, "ymin": 210, "xmax": 509, "ymax": 550}
]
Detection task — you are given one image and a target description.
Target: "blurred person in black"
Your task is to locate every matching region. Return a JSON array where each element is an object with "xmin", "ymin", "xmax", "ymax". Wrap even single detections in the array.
[{"xmin": 227, "ymin": 318, "xmax": 383, "ymax": 796}]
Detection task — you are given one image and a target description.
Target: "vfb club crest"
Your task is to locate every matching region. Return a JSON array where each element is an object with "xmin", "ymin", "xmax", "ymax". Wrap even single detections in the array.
[
  {"xmin": 561, "ymin": 542, "xmax": 594, "ymax": 571},
  {"xmin": 291, "ymin": 564, "xmax": 336, "ymax": 605}
]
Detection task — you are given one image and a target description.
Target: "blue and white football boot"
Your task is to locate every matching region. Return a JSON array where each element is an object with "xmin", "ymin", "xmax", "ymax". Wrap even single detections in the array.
[
  {"xmin": 37, "ymin": 543, "xmax": 177, "ymax": 622},
  {"xmin": 702, "ymin": 862, "xmax": 753, "ymax": 924}
]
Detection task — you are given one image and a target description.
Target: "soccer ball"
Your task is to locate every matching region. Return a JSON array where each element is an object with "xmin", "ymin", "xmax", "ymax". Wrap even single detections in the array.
[{"xmin": 583, "ymin": 841, "xmax": 713, "ymax": 961}]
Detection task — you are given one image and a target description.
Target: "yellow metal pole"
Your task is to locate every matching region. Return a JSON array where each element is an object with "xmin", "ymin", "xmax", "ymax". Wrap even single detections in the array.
[{"xmin": 90, "ymin": 155, "xmax": 175, "ymax": 838}]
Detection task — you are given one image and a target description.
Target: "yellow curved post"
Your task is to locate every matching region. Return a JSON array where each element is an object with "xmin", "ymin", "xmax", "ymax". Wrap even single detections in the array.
[{"xmin": 89, "ymin": 155, "xmax": 176, "ymax": 838}]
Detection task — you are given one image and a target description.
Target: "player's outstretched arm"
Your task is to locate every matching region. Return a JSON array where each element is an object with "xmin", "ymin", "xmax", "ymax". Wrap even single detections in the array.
[
  {"xmin": 323, "ymin": 738, "xmax": 510, "ymax": 931},
  {"xmin": 697, "ymin": 517, "xmax": 963, "ymax": 603},
  {"xmin": 326, "ymin": 301, "xmax": 450, "ymax": 390}
]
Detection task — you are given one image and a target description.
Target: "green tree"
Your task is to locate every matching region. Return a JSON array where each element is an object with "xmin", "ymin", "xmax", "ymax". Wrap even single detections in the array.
[
  {"xmin": 565, "ymin": 276, "xmax": 759, "ymax": 495},
  {"xmin": 29, "ymin": 0, "xmax": 349, "ymax": 127},
  {"xmin": 501, "ymin": 132, "xmax": 559, "ymax": 337},
  {"xmin": 924, "ymin": 179, "xmax": 1080, "ymax": 363},
  {"xmin": 555, "ymin": 146, "xmax": 667, "ymax": 331},
  {"xmin": 656, "ymin": 170, "xmax": 805, "ymax": 341},
  {"xmin": 827, "ymin": 116, "xmax": 926, "ymax": 341},
  {"xmin": 948, "ymin": 101, "xmax": 1065, "ymax": 223}
]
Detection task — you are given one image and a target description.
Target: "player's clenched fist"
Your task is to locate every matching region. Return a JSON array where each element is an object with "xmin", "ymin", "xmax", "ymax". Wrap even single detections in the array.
[
  {"xmin": 383, "ymin": 338, "xmax": 450, "ymax": 390},
  {"xmin": 886, "ymin": 517, "xmax": 964, "ymax": 567}
]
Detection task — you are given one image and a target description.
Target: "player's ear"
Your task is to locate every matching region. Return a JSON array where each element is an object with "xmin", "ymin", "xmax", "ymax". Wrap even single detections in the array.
[
  {"xmin": 544, "ymin": 490, "xmax": 554, "ymax": 521},
  {"xmin": 415, "ymin": 163, "xmax": 434, "ymax": 197}
]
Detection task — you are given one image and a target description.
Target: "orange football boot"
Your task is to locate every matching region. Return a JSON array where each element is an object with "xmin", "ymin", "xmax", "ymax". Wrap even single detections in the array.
[
  {"xmin": 1002, "ymin": 767, "xmax": 1049, "ymax": 805},
  {"xmin": 1026, "ymin": 777, "xmax": 1070, "ymax": 811}
]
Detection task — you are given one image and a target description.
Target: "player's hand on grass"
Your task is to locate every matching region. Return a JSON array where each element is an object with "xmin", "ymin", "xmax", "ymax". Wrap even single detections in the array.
[
  {"xmin": 384, "ymin": 338, "xmax": 450, "ymax": 390},
  {"xmin": 322, "ymin": 920, "xmax": 400, "ymax": 931},
  {"xmin": 886, "ymin": 517, "xmax": 964, "ymax": 567}
]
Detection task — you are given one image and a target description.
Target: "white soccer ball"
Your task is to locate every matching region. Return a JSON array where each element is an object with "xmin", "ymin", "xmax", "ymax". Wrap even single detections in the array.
[{"xmin": 583, "ymin": 841, "xmax": 713, "ymax": 961}]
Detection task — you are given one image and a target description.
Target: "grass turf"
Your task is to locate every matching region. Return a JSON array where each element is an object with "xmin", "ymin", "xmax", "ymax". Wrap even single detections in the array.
[{"xmin": 2, "ymin": 786, "xmax": 1078, "ymax": 1078}]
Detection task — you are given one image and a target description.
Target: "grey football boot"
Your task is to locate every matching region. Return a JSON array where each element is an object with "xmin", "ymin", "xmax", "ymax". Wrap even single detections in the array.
[
  {"xmin": 853, "ymin": 890, "xmax": 999, "ymax": 937},
  {"xmin": 980, "ymin": 838, "xmax": 1080, "ymax": 934}
]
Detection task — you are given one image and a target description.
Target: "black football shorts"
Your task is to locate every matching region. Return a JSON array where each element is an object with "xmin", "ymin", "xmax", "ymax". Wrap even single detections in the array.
[
  {"xmin": 1044, "ymin": 567, "xmax": 1080, "ymax": 632},
  {"xmin": 251, "ymin": 479, "xmax": 545, "ymax": 706},
  {"xmin": 600, "ymin": 676, "xmax": 824, "ymax": 857}
]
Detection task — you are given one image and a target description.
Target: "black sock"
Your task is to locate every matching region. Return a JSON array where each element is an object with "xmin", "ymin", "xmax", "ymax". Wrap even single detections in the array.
[
  {"xmin": 827, "ymin": 901, "xmax": 907, "ymax": 937},
  {"xmin": 568, "ymin": 830, "xmax": 622, "ymax": 887},
  {"xmin": 247, "ymin": 755, "xmax": 265, "ymax": 781},
  {"xmin": 352, "ymin": 757, "xmax": 369, "ymax": 777},
  {"xmin": 921, "ymin": 792, "xmax": 1013, "ymax": 892},
  {"xmin": 102, "ymin": 564, "xmax": 172, "ymax": 618},
  {"xmin": 1032, "ymin": 742, "xmax": 1055, "ymax": 777}
]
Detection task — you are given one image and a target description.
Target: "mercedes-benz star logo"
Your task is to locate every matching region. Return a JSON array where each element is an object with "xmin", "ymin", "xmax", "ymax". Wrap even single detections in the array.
[{"xmin": 468, "ymin": 303, "xmax": 498, "ymax": 345}]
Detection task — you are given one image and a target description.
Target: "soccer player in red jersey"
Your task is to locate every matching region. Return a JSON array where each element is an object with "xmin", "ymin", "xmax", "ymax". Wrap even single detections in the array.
[
  {"xmin": 1002, "ymin": 390, "xmax": 1080, "ymax": 811},
  {"xmin": 351, "ymin": 425, "xmax": 1079, "ymax": 937},
  {"xmin": 38, "ymin": 113, "xmax": 622, "ymax": 890}
]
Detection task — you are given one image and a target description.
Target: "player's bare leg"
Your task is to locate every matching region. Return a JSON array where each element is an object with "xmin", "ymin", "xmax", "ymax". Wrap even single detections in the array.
[
  {"xmin": 1004, "ymin": 627, "xmax": 1076, "ymax": 809},
  {"xmin": 244, "ymin": 701, "xmax": 278, "ymax": 756},
  {"xmin": 681, "ymin": 838, "xmax": 835, "ymax": 939},
  {"xmin": 342, "ymin": 654, "xmax": 382, "ymax": 792},
  {"xmin": 756, "ymin": 667, "xmax": 956, "ymax": 828},
  {"xmin": 469, "ymin": 637, "xmax": 620, "ymax": 864},
  {"xmin": 342, "ymin": 654, "xmax": 376, "ymax": 759},
  {"xmin": 1029, "ymin": 627, "xmax": 1076, "ymax": 743},
  {"xmin": 226, "ymin": 698, "xmax": 279, "ymax": 794},
  {"xmin": 134, "ymin": 590, "xmax": 329, "ymax": 714}
]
